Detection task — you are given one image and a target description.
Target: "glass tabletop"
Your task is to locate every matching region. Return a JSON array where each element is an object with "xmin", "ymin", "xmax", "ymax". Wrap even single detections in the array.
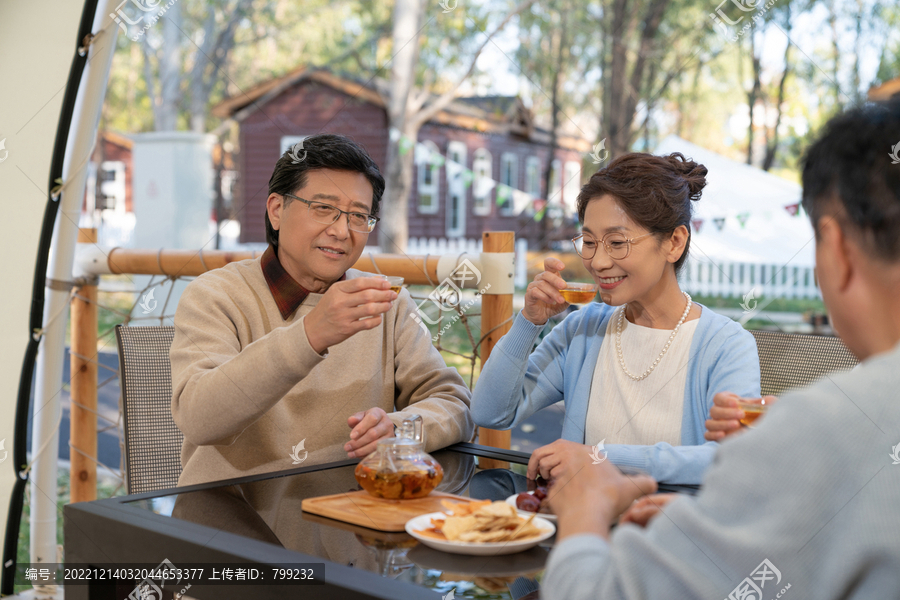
[{"xmin": 124, "ymin": 448, "xmax": 549, "ymax": 600}]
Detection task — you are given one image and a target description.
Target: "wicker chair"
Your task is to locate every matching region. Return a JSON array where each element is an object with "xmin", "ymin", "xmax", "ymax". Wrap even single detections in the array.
[
  {"xmin": 115, "ymin": 325, "xmax": 183, "ymax": 494},
  {"xmin": 750, "ymin": 330, "xmax": 859, "ymax": 397}
]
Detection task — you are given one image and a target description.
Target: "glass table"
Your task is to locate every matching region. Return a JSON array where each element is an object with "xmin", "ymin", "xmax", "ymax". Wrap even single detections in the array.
[{"xmin": 63, "ymin": 443, "xmax": 698, "ymax": 599}]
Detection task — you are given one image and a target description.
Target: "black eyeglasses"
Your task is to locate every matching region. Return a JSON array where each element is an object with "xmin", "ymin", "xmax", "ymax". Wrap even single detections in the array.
[
  {"xmin": 284, "ymin": 193, "xmax": 379, "ymax": 233},
  {"xmin": 572, "ymin": 232, "xmax": 654, "ymax": 260}
]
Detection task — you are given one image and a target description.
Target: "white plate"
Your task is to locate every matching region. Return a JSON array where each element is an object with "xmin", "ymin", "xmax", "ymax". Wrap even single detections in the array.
[
  {"xmin": 405, "ymin": 511, "xmax": 555, "ymax": 556},
  {"xmin": 505, "ymin": 492, "xmax": 557, "ymax": 523}
]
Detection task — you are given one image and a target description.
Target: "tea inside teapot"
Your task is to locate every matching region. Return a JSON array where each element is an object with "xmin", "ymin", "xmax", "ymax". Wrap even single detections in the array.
[{"xmin": 354, "ymin": 415, "xmax": 444, "ymax": 499}]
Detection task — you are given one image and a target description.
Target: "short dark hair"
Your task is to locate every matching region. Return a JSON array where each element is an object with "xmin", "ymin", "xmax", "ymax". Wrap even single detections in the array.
[
  {"xmin": 576, "ymin": 152, "xmax": 707, "ymax": 274},
  {"xmin": 801, "ymin": 99, "xmax": 900, "ymax": 262},
  {"xmin": 265, "ymin": 133, "xmax": 385, "ymax": 248}
]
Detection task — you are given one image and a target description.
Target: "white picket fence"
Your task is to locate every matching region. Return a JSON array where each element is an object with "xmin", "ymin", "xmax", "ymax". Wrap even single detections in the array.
[{"xmin": 680, "ymin": 259, "xmax": 820, "ymax": 299}]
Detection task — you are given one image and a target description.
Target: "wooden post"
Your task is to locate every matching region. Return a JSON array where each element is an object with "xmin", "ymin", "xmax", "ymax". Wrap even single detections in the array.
[
  {"xmin": 478, "ymin": 231, "xmax": 515, "ymax": 470},
  {"xmin": 71, "ymin": 228, "xmax": 98, "ymax": 503}
]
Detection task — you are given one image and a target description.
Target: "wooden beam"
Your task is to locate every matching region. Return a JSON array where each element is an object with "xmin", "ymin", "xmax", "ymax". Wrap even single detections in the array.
[
  {"xmin": 71, "ymin": 228, "xmax": 98, "ymax": 503},
  {"xmin": 478, "ymin": 231, "xmax": 515, "ymax": 470},
  {"xmin": 99, "ymin": 248, "xmax": 440, "ymax": 283}
]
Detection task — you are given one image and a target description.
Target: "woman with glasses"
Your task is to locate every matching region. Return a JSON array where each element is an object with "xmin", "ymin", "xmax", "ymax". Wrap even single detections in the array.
[{"xmin": 471, "ymin": 152, "xmax": 760, "ymax": 484}]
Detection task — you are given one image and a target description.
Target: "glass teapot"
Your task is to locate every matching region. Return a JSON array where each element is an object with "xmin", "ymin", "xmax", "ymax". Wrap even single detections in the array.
[{"xmin": 354, "ymin": 415, "xmax": 444, "ymax": 499}]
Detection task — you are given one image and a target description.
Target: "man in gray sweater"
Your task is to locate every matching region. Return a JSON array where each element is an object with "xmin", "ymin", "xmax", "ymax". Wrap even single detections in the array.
[{"xmin": 542, "ymin": 101, "xmax": 900, "ymax": 599}]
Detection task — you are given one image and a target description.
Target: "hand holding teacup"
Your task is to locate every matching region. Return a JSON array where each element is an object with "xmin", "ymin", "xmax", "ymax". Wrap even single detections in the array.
[
  {"xmin": 704, "ymin": 392, "xmax": 778, "ymax": 441},
  {"xmin": 522, "ymin": 259, "xmax": 598, "ymax": 325},
  {"xmin": 304, "ymin": 277, "xmax": 397, "ymax": 354}
]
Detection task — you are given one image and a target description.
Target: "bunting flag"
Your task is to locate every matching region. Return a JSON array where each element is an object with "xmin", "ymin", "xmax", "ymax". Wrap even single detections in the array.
[
  {"xmin": 512, "ymin": 189, "xmax": 534, "ymax": 213},
  {"xmin": 413, "ymin": 142, "xmax": 430, "ymax": 165},
  {"xmin": 398, "ymin": 135, "xmax": 414, "ymax": 156},
  {"xmin": 495, "ymin": 184, "xmax": 512, "ymax": 206},
  {"xmin": 446, "ymin": 159, "xmax": 461, "ymax": 182},
  {"xmin": 474, "ymin": 173, "xmax": 496, "ymax": 198},
  {"xmin": 398, "ymin": 136, "xmax": 804, "ymax": 226}
]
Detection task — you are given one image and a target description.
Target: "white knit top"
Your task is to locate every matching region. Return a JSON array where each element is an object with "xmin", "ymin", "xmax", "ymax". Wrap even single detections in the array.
[{"xmin": 585, "ymin": 307, "xmax": 700, "ymax": 446}]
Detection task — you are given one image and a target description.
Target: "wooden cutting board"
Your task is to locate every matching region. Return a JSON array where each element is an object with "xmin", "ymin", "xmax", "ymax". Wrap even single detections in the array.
[{"xmin": 301, "ymin": 491, "xmax": 473, "ymax": 532}]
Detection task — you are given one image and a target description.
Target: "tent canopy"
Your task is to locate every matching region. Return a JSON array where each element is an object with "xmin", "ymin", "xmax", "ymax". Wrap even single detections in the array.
[{"xmin": 654, "ymin": 135, "xmax": 815, "ymax": 267}]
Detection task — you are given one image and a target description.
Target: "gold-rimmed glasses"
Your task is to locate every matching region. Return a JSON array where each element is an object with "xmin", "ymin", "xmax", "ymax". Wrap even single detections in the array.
[
  {"xmin": 284, "ymin": 193, "xmax": 379, "ymax": 233},
  {"xmin": 572, "ymin": 231, "xmax": 654, "ymax": 260}
]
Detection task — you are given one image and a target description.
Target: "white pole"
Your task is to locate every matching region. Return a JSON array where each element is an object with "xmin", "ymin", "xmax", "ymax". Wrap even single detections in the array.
[{"xmin": 28, "ymin": 2, "xmax": 118, "ymax": 596}]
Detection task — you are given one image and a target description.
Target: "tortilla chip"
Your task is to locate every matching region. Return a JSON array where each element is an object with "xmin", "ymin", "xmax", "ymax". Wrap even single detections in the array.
[
  {"xmin": 442, "ymin": 515, "xmax": 479, "ymax": 541},
  {"xmin": 415, "ymin": 501, "xmax": 545, "ymax": 543}
]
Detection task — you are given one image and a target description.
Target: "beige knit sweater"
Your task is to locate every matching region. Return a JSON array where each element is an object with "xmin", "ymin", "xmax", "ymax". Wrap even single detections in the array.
[{"xmin": 170, "ymin": 257, "xmax": 475, "ymax": 486}]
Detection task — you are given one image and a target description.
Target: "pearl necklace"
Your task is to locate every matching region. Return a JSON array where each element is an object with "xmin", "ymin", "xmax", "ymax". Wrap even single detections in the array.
[{"xmin": 615, "ymin": 292, "xmax": 692, "ymax": 381}]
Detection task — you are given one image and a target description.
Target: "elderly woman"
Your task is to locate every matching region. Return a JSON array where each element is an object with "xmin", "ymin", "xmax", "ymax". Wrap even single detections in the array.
[{"xmin": 471, "ymin": 152, "xmax": 760, "ymax": 484}]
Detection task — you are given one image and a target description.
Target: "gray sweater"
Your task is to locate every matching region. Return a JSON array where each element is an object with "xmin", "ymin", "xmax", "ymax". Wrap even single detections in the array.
[{"xmin": 544, "ymin": 340, "xmax": 900, "ymax": 599}]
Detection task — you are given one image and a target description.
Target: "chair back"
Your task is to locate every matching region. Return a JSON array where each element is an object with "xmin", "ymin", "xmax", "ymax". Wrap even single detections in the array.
[
  {"xmin": 750, "ymin": 330, "xmax": 858, "ymax": 397},
  {"xmin": 115, "ymin": 325, "xmax": 183, "ymax": 494}
]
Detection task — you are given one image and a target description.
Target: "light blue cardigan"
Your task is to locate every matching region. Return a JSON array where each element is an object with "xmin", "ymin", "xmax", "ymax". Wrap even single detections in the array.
[{"xmin": 472, "ymin": 302, "xmax": 761, "ymax": 484}]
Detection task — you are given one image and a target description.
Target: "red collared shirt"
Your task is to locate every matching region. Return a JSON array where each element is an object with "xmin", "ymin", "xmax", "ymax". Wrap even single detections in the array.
[{"xmin": 260, "ymin": 244, "xmax": 346, "ymax": 320}]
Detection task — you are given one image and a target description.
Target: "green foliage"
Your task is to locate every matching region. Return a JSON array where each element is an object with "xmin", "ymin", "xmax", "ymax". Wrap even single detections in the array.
[{"xmin": 689, "ymin": 293, "xmax": 826, "ymax": 314}]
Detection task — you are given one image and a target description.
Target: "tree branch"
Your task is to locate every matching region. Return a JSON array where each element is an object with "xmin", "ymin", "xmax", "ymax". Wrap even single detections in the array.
[
  {"xmin": 412, "ymin": 0, "xmax": 538, "ymax": 128},
  {"xmin": 140, "ymin": 35, "xmax": 162, "ymax": 130}
]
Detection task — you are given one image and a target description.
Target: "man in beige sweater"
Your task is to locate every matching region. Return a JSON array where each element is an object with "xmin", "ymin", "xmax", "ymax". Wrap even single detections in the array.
[{"xmin": 170, "ymin": 134, "xmax": 475, "ymax": 486}]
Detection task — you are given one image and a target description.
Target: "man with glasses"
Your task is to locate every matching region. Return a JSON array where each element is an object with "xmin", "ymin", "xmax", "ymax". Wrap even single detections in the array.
[{"xmin": 169, "ymin": 133, "xmax": 474, "ymax": 486}]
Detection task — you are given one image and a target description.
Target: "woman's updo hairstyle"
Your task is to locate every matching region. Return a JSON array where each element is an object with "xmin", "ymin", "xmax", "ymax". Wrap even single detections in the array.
[{"xmin": 575, "ymin": 152, "xmax": 707, "ymax": 274}]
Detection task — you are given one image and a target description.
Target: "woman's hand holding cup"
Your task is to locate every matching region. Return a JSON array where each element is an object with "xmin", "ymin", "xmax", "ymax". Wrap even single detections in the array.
[{"xmin": 522, "ymin": 258, "xmax": 570, "ymax": 326}]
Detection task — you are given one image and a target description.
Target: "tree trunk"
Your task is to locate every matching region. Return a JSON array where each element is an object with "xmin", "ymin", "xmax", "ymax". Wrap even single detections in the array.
[
  {"xmin": 642, "ymin": 60, "xmax": 658, "ymax": 150},
  {"xmin": 157, "ymin": 1, "xmax": 182, "ymax": 131},
  {"xmin": 190, "ymin": 11, "xmax": 215, "ymax": 132},
  {"xmin": 827, "ymin": 0, "xmax": 841, "ymax": 110},
  {"xmin": 598, "ymin": 0, "xmax": 612, "ymax": 148},
  {"xmin": 746, "ymin": 32, "xmax": 762, "ymax": 165},
  {"xmin": 606, "ymin": 0, "xmax": 632, "ymax": 157},
  {"xmin": 604, "ymin": 0, "xmax": 669, "ymax": 157},
  {"xmin": 851, "ymin": 0, "xmax": 864, "ymax": 105},
  {"xmin": 541, "ymin": 6, "xmax": 568, "ymax": 250},
  {"xmin": 377, "ymin": 0, "xmax": 423, "ymax": 253},
  {"xmin": 762, "ymin": 7, "xmax": 792, "ymax": 172}
]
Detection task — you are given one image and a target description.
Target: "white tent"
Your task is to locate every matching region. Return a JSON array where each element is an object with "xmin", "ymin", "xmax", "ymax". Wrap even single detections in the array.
[
  {"xmin": 0, "ymin": 1, "xmax": 118, "ymax": 596},
  {"xmin": 654, "ymin": 135, "xmax": 816, "ymax": 268}
]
